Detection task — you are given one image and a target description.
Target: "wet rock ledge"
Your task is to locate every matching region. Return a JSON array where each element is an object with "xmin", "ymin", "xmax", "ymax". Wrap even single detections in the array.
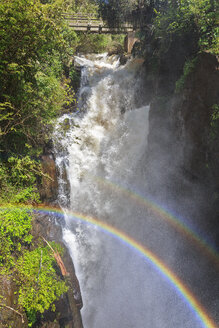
[{"xmin": 38, "ymin": 154, "xmax": 59, "ymax": 204}]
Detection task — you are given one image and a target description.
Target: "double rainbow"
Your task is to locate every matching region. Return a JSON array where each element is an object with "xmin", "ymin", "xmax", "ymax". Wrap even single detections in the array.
[
  {"xmin": 1, "ymin": 204, "xmax": 217, "ymax": 328},
  {"xmin": 86, "ymin": 174, "xmax": 219, "ymax": 268}
]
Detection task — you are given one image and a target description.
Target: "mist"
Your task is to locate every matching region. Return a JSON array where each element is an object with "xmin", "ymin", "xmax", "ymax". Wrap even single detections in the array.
[{"xmin": 53, "ymin": 54, "xmax": 218, "ymax": 327}]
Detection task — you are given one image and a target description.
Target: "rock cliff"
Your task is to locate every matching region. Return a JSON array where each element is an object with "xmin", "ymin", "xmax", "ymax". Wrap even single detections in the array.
[{"xmin": 145, "ymin": 51, "xmax": 219, "ymax": 244}]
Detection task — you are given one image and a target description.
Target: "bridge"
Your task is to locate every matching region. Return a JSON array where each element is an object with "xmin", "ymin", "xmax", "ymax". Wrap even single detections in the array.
[
  {"xmin": 62, "ymin": 13, "xmax": 134, "ymax": 34},
  {"xmin": 62, "ymin": 13, "xmax": 137, "ymax": 53}
]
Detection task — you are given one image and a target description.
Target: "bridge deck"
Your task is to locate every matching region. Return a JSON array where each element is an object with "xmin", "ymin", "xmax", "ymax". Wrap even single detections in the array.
[{"xmin": 62, "ymin": 13, "xmax": 134, "ymax": 33}]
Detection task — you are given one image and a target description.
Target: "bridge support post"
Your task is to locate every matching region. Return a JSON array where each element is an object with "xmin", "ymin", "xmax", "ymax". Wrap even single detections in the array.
[{"xmin": 124, "ymin": 31, "xmax": 139, "ymax": 54}]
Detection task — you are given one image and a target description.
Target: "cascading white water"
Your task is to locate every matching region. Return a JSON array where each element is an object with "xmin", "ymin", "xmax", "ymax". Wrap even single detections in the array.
[{"xmin": 53, "ymin": 54, "xmax": 210, "ymax": 328}]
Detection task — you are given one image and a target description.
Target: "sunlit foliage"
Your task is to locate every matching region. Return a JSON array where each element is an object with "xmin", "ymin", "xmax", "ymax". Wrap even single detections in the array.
[
  {"xmin": 155, "ymin": 0, "xmax": 218, "ymax": 55},
  {"xmin": 17, "ymin": 246, "xmax": 68, "ymax": 326},
  {"xmin": 0, "ymin": 0, "xmax": 77, "ymax": 154},
  {"xmin": 0, "ymin": 207, "xmax": 32, "ymax": 270},
  {"xmin": 0, "ymin": 207, "xmax": 68, "ymax": 326}
]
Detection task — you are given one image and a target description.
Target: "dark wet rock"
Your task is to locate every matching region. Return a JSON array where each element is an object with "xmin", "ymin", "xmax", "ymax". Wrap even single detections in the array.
[
  {"xmin": 107, "ymin": 42, "xmax": 124, "ymax": 56},
  {"xmin": 119, "ymin": 54, "xmax": 131, "ymax": 66},
  {"xmin": 172, "ymin": 53, "xmax": 219, "ymax": 242},
  {"xmin": 145, "ymin": 51, "xmax": 219, "ymax": 245},
  {"xmin": 39, "ymin": 323, "xmax": 60, "ymax": 328},
  {"xmin": 173, "ymin": 53, "xmax": 219, "ymax": 185},
  {"xmin": 39, "ymin": 155, "xmax": 58, "ymax": 203},
  {"xmin": 0, "ymin": 276, "xmax": 28, "ymax": 328}
]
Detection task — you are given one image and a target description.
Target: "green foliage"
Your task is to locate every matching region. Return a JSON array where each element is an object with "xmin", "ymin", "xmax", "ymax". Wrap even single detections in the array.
[
  {"xmin": 63, "ymin": 0, "xmax": 99, "ymax": 14},
  {"xmin": 76, "ymin": 33, "xmax": 108, "ymax": 53},
  {"xmin": 98, "ymin": 0, "xmax": 140, "ymax": 27},
  {"xmin": 16, "ymin": 247, "xmax": 68, "ymax": 326},
  {"xmin": 8, "ymin": 156, "xmax": 41, "ymax": 186},
  {"xmin": 101, "ymin": 0, "xmax": 218, "ymax": 56},
  {"xmin": 75, "ymin": 0, "xmax": 99, "ymax": 14},
  {"xmin": 0, "ymin": 1, "xmax": 106, "ymax": 322},
  {"xmin": 0, "ymin": 207, "xmax": 32, "ymax": 270},
  {"xmin": 0, "ymin": 0, "xmax": 77, "ymax": 154},
  {"xmin": 154, "ymin": 0, "xmax": 218, "ymax": 55},
  {"xmin": 69, "ymin": 67, "xmax": 81, "ymax": 91},
  {"xmin": 188, "ymin": 0, "xmax": 218, "ymax": 53},
  {"xmin": 13, "ymin": 187, "xmax": 40, "ymax": 204},
  {"xmin": 175, "ymin": 57, "xmax": 197, "ymax": 92},
  {"xmin": 76, "ymin": 33, "xmax": 125, "ymax": 53},
  {"xmin": 0, "ymin": 156, "xmax": 43, "ymax": 204},
  {"xmin": 0, "ymin": 207, "xmax": 68, "ymax": 326}
]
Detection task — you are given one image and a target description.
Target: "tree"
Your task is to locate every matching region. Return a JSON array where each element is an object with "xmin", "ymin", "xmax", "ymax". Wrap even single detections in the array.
[
  {"xmin": 154, "ymin": 0, "xmax": 218, "ymax": 55},
  {"xmin": 97, "ymin": 0, "xmax": 155, "ymax": 27},
  {"xmin": 0, "ymin": 0, "xmax": 77, "ymax": 154}
]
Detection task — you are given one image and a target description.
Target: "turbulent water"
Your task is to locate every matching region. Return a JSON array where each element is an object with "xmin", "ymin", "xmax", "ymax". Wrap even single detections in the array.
[{"xmin": 53, "ymin": 54, "xmax": 218, "ymax": 328}]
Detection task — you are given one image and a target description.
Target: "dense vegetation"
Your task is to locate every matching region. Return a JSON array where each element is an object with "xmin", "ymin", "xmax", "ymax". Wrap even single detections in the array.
[
  {"xmin": 0, "ymin": 0, "xmax": 120, "ymax": 326},
  {"xmin": 0, "ymin": 0, "xmax": 76, "ymax": 154},
  {"xmin": 0, "ymin": 0, "xmax": 77, "ymax": 204},
  {"xmin": 98, "ymin": 0, "xmax": 218, "ymax": 55},
  {"xmin": 0, "ymin": 206, "xmax": 68, "ymax": 326}
]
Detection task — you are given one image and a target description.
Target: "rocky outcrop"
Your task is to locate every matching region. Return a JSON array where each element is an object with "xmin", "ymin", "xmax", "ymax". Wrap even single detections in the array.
[
  {"xmin": 145, "ymin": 51, "xmax": 219, "ymax": 243},
  {"xmin": 39, "ymin": 155, "xmax": 59, "ymax": 203},
  {"xmin": 172, "ymin": 52, "xmax": 219, "ymax": 241},
  {"xmin": 173, "ymin": 53, "xmax": 219, "ymax": 184}
]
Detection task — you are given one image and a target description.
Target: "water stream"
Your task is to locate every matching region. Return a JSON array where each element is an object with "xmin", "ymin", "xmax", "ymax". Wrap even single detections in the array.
[{"xmin": 53, "ymin": 54, "xmax": 218, "ymax": 328}]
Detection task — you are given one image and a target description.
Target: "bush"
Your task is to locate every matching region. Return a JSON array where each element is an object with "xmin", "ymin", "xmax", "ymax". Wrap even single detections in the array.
[
  {"xmin": 76, "ymin": 33, "xmax": 125, "ymax": 54},
  {"xmin": 0, "ymin": 156, "xmax": 43, "ymax": 204},
  {"xmin": 175, "ymin": 57, "xmax": 197, "ymax": 92}
]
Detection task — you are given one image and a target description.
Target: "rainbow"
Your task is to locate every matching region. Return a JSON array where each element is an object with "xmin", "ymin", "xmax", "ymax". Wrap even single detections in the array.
[
  {"xmin": 0, "ymin": 204, "xmax": 217, "ymax": 328},
  {"xmin": 85, "ymin": 174, "xmax": 219, "ymax": 267}
]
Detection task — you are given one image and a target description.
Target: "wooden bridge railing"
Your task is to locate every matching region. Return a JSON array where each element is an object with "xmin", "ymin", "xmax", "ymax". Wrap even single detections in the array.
[{"xmin": 62, "ymin": 13, "xmax": 134, "ymax": 34}]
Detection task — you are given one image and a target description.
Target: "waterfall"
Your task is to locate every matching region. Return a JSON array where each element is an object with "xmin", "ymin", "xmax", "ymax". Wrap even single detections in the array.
[{"xmin": 53, "ymin": 54, "xmax": 217, "ymax": 328}]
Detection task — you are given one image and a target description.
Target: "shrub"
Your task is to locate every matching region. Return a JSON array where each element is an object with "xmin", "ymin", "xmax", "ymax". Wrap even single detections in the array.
[
  {"xmin": 16, "ymin": 246, "xmax": 68, "ymax": 326},
  {"xmin": 175, "ymin": 57, "xmax": 197, "ymax": 92},
  {"xmin": 0, "ymin": 207, "xmax": 68, "ymax": 327},
  {"xmin": 0, "ymin": 207, "xmax": 32, "ymax": 270},
  {"xmin": 0, "ymin": 156, "xmax": 42, "ymax": 204}
]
